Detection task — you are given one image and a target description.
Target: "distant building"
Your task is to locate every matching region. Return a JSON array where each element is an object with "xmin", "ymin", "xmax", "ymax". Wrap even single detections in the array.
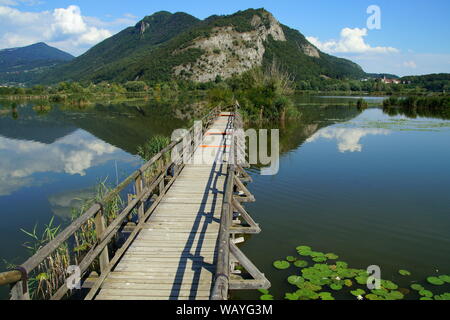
[{"xmin": 381, "ymin": 76, "xmax": 401, "ymax": 84}]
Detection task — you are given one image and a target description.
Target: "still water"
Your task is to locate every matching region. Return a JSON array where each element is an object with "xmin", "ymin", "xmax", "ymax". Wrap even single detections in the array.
[{"xmin": 0, "ymin": 97, "xmax": 449, "ymax": 300}]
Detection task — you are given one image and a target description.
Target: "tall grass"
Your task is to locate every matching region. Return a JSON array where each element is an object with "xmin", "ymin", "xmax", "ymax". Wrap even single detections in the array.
[
  {"xmin": 19, "ymin": 181, "xmax": 123, "ymax": 299},
  {"xmin": 137, "ymin": 135, "xmax": 171, "ymax": 161},
  {"xmin": 234, "ymin": 61, "xmax": 299, "ymax": 121}
]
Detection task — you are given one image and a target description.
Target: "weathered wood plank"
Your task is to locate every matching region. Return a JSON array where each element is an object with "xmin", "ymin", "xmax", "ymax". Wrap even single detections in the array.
[{"xmin": 94, "ymin": 112, "xmax": 237, "ymax": 301}]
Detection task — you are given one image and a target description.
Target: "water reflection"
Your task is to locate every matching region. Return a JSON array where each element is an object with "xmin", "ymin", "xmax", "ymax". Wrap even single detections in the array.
[
  {"xmin": 48, "ymin": 186, "xmax": 97, "ymax": 220},
  {"xmin": 0, "ymin": 130, "xmax": 128, "ymax": 196},
  {"xmin": 306, "ymin": 127, "xmax": 390, "ymax": 152}
]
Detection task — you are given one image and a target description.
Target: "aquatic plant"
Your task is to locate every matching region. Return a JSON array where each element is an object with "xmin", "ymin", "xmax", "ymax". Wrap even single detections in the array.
[
  {"xmin": 264, "ymin": 244, "xmax": 450, "ymax": 301},
  {"xmin": 427, "ymin": 276, "xmax": 445, "ymax": 285},
  {"xmin": 19, "ymin": 181, "xmax": 123, "ymax": 300},
  {"xmin": 273, "ymin": 260, "xmax": 290, "ymax": 270},
  {"xmin": 293, "ymin": 260, "xmax": 308, "ymax": 268},
  {"xmin": 399, "ymin": 269, "xmax": 411, "ymax": 276},
  {"xmin": 137, "ymin": 135, "xmax": 171, "ymax": 161}
]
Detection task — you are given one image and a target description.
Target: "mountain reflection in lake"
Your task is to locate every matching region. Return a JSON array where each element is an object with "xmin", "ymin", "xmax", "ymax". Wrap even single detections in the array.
[
  {"xmin": 0, "ymin": 100, "xmax": 191, "ymax": 299},
  {"xmin": 1, "ymin": 97, "xmax": 449, "ymax": 300}
]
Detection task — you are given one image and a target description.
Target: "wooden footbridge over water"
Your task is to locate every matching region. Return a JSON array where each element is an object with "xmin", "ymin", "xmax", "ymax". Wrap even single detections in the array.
[{"xmin": 0, "ymin": 104, "xmax": 270, "ymax": 300}]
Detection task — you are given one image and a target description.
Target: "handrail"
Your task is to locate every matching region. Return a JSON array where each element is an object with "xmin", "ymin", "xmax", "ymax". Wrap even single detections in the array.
[
  {"xmin": 0, "ymin": 105, "xmax": 223, "ymax": 298},
  {"xmin": 211, "ymin": 102, "xmax": 241, "ymax": 300}
]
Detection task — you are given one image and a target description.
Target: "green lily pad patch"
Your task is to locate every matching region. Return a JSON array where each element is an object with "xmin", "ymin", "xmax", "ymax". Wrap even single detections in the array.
[
  {"xmin": 427, "ymin": 276, "xmax": 445, "ymax": 285},
  {"xmin": 351, "ymin": 289, "xmax": 365, "ymax": 296},
  {"xmin": 398, "ymin": 269, "xmax": 411, "ymax": 276},
  {"xmin": 273, "ymin": 260, "xmax": 290, "ymax": 270}
]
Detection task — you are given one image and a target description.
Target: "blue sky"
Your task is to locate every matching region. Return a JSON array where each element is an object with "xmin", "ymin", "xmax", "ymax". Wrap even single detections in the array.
[{"xmin": 1, "ymin": 0, "xmax": 449, "ymax": 76}]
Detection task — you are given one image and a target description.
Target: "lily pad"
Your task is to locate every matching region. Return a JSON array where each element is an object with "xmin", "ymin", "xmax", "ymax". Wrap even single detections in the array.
[
  {"xmin": 330, "ymin": 283, "xmax": 343, "ymax": 291},
  {"xmin": 294, "ymin": 260, "xmax": 308, "ymax": 268},
  {"xmin": 287, "ymin": 275, "xmax": 305, "ymax": 286},
  {"xmin": 398, "ymin": 269, "xmax": 411, "ymax": 276},
  {"xmin": 438, "ymin": 275, "xmax": 450, "ymax": 283},
  {"xmin": 372, "ymin": 288, "xmax": 389, "ymax": 297},
  {"xmin": 344, "ymin": 279, "xmax": 353, "ymax": 287},
  {"xmin": 286, "ymin": 256, "xmax": 297, "ymax": 262},
  {"xmin": 351, "ymin": 289, "xmax": 366, "ymax": 296},
  {"xmin": 427, "ymin": 276, "xmax": 445, "ymax": 285},
  {"xmin": 419, "ymin": 290, "xmax": 433, "ymax": 298},
  {"xmin": 260, "ymin": 294, "xmax": 274, "ymax": 300},
  {"xmin": 313, "ymin": 257, "xmax": 327, "ymax": 263},
  {"xmin": 411, "ymin": 284, "xmax": 424, "ymax": 291},
  {"xmin": 336, "ymin": 261, "xmax": 348, "ymax": 269},
  {"xmin": 296, "ymin": 288, "xmax": 319, "ymax": 300},
  {"xmin": 355, "ymin": 275, "xmax": 368, "ymax": 285},
  {"xmin": 325, "ymin": 253, "xmax": 339, "ymax": 260},
  {"xmin": 284, "ymin": 292, "xmax": 299, "ymax": 300},
  {"xmin": 273, "ymin": 260, "xmax": 290, "ymax": 270},
  {"xmin": 420, "ymin": 297, "xmax": 433, "ymax": 300},
  {"xmin": 301, "ymin": 281, "xmax": 322, "ymax": 292},
  {"xmin": 318, "ymin": 292, "xmax": 335, "ymax": 300},
  {"xmin": 381, "ymin": 280, "xmax": 398, "ymax": 290},
  {"xmin": 310, "ymin": 251, "xmax": 325, "ymax": 258},
  {"xmin": 258, "ymin": 289, "xmax": 269, "ymax": 295},
  {"xmin": 296, "ymin": 246, "xmax": 312, "ymax": 256},
  {"xmin": 434, "ymin": 293, "xmax": 450, "ymax": 300},
  {"xmin": 366, "ymin": 294, "xmax": 383, "ymax": 300},
  {"xmin": 387, "ymin": 291, "xmax": 404, "ymax": 300},
  {"xmin": 297, "ymin": 249, "xmax": 312, "ymax": 256}
]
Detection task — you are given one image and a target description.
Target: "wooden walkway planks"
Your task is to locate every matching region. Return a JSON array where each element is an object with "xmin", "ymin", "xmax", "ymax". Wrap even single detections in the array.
[{"xmin": 95, "ymin": 112, "xmax": 235, "ymax": 300}]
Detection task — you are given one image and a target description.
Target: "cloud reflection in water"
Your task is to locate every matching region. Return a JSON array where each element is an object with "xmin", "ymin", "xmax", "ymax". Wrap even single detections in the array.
[
  {"xmin": 306, "ymin": 127, "xmax": 390, "ymax": 153},
  {"xmin": 0, "ymin": 130, "xmax": 127, "ymax": 196}
]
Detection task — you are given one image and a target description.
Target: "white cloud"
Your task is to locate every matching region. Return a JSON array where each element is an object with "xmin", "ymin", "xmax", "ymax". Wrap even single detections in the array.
[
  {"xmin": 52, "ymin": 5, "xmax": 88, "ymax": 35},
  {"xmin": 0, "ymin": 4, "xmax": 133, "ymax": 55},
  {"xmin": 307, "ymin": 27, "xmax": 398, "ymax": 54},
  {"xmin": 306, "ymin": 27, "xmax": 450, "ymax": 76},
  {"xmin": 403, "ymin": 60, "xmax": 417, "ymax": 69},
  {"xmin": 349, "ymin": 52, "xmax": 450, "ymax": 76},
  {"xmin": 306, "ymin": 127, "xmax": 390, "ymax": 153}
]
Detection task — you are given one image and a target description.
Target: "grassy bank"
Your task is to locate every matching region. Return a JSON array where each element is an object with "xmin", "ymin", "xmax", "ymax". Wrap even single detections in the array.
[{"xmin": 383, "ymin": 95, "xmax": 450, "ymax": 119}]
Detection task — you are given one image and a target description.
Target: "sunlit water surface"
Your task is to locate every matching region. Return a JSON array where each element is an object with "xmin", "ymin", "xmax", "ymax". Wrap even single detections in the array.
[{"xmin": 1, "ymin": 97, "xmax": 449, "ymax": 300}]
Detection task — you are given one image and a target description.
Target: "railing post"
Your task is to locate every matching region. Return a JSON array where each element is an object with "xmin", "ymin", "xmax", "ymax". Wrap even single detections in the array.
[
  {"xmin": 135, "ymin": 173, "xmax": 145, "ymax": 222},
  {"xmin": 94, "ymin": 207, "xmax": 110, "ymax": 273},
  {"xmin": 10, "ymin": 274, "xmax": 30, "ymax": 300}
]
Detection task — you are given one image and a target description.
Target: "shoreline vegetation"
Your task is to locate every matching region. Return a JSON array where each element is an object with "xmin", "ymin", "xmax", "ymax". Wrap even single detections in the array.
[
  {"xmin": 383, "ymin": 96, "xmax": 450, "ymax": 120},
  {"xmin": 2, "ymin": 65, "xmax": 449, "ymax": 122}
]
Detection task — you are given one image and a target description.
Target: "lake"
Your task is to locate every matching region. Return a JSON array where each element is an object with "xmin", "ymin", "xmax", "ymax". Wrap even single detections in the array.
[{"xmin": 0, "ymin": 96, "xmax": 449, "ymax": 300}]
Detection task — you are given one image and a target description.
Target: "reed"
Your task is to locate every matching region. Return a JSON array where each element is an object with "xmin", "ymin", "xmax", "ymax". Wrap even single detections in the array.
[{"xmin": 19, "ymin": 181, "xmax": 123, "ymax": 299}]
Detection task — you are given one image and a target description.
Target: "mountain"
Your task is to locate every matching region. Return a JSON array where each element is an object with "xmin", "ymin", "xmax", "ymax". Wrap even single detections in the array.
[
  {"xmin": 38, "ymin": 9, "xmax": 366, "ymax": 84},
  {"xmin": 0, "ymin": 42, "xmax": 74, "ymax": 85},
  {"xmin": 40, "ymin": 11, "xmax": 200, "ymax": 83}
]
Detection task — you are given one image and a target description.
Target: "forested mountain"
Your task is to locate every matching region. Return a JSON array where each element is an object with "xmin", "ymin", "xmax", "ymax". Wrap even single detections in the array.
[
  {"xmin": 36, "ymin": 9, "xmax": 367, "ymax": 84},
  {"xmin": 0, "ymin": 43, "xmax": 74, "ymax": 85}
]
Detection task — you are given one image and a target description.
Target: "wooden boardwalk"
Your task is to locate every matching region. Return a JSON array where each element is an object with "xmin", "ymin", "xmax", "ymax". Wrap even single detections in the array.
[
  {"xmin": 1, "ymin": 106, "xmax": 269, "ymax": 301},
  {"xmin": 95, "ymin": 113, "xmax": 234, "ymax": 300}
]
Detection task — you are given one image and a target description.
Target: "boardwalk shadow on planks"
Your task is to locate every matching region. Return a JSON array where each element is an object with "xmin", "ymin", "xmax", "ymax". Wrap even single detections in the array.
[{"xmin": 169, "ymin": 116, "xmax": 233, "ymax": 300}]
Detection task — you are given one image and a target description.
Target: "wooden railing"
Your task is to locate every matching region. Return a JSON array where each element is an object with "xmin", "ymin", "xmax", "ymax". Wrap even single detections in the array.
[
  {"xmin": 0, "ymin": 105, "xmax": 222, "ymax": 300},
  {"xmin": 211, "ymin": 104, "xmax": 270, "ymax": 300}
]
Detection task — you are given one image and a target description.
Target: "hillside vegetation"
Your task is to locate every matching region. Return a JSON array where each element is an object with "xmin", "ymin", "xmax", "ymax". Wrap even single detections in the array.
[{"xmin": 36, "ymin": 9, "xmax": 366, "ymax": 85}]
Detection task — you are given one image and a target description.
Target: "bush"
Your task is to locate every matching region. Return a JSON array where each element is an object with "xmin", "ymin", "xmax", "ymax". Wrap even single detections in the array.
[{"xmin": 137, "ymin": 135, "xmax": 171, "ymax": 161}]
